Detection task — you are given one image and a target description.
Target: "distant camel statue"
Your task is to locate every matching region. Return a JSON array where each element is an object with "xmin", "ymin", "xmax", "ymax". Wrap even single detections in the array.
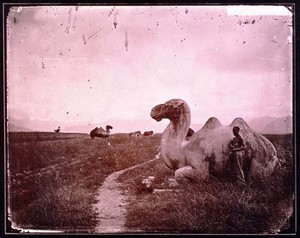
[
  {"xmin": 90, "ymin": 125, "xmax": 113, "ymax": 139},
  {"xmin": 143, "ymin": 131, "xmax": 154, "ymax": 136},
  {"xmin": 129, "ymin": 131, "xmax": 142, "ymax": 137},
  {"xmin": 54, "ymin": 126, "xmax": 60, "ymax": 133},
  {"xmin": 151, "ymin": 98, "xmax": 278, "ymax": 182}
]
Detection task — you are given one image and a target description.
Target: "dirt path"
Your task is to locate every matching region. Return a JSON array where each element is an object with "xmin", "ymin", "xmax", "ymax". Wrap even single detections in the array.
[{"xmin": 93, "ymin": 156, "xmax": 159, "ymax": 233}]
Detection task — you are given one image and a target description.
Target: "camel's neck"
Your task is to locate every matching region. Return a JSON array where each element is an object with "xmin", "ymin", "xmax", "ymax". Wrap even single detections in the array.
[
  {"xmin": 163, "ymin": 112, "xmax": 191, "ymax": 144},
  {"xmin": 158, "ymin": 105, "xmax": 192, "ymax": 170},
  {"xmin": 160, "ymin": 112, "xmax": 190, "ymax": 169}
]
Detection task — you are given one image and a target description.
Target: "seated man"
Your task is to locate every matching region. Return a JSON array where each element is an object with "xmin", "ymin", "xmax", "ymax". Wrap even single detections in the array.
[{"xmin": 228, "ymin": 126, "xmax": 246, "ymax": 182}]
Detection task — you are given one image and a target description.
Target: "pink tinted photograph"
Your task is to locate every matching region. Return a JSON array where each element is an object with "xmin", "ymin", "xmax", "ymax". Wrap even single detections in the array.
[{"xmin": 5, "ymin": 4, "xmax": 294, "ymax": 235}]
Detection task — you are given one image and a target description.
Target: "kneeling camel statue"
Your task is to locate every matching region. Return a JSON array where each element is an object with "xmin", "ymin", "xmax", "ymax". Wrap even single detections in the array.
[
  {"xmin": 151, "ymin": 99, "xmax": 278, "ymax": 182},
  {"xmin": 90, "ymin": 125, "xmax": 113, "ymax": 139}
]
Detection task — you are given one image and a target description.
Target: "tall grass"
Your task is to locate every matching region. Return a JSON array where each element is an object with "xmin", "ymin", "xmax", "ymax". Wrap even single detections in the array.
[
  {"xmin": 8, "ymin": 133, "xmax": 160, "ymax": 231},
  {"xmin": 7, "ymin": 132, "xmax": 294, "ymax": 233},
  {"xmin": 119, "ymin": 134, "xmax": 294, "ymax": 234}
]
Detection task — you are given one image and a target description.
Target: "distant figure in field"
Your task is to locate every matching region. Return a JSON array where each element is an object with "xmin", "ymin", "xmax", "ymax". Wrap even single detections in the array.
[
  {"xmin": 129, "ymin": 131, "xmax": 142, "ymax": 137},
  {"xmin": 143, "ymin": 131, "xmax": 154, "ymax": 136},
  {"xmin": 54, "ymin": 126, "xmax": 60, "ymax": 133},
  {"xmin": 90, "ymin": 125, "xmax": 113, "ymax": 139}
]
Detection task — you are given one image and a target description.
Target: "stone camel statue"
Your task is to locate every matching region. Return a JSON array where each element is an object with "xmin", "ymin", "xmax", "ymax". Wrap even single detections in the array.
[
  {"xmin": 143, "ymin": 131, "xmax": 154, "ymax": 136},
  {"xmin": 129, "ymin": 131, "xmax": 142, "ymax": 137},
  {"xmin": 90, "ymin": 125, "xmax": 113, "ymax": 139},
  {"xmin": 150, "ymin": 98, "xmax": 278, "ymax": 182}
]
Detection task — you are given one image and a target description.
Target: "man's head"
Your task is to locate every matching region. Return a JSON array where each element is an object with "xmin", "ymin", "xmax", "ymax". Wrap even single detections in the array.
[{"xmin": 232, "ymin": 126, "xmax": 240, "ymax": 136}]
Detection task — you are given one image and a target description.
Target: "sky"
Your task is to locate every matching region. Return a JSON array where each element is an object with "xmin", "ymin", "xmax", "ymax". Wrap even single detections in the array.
[{"xmin": 6, "ymin": 5, "xmax": 293, "ymax": 133}]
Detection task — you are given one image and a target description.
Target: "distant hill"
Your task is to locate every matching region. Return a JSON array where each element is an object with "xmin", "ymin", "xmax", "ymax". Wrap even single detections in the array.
[
  {"xmin": 7, "ymin": 117, "xmax": 61, "ymax": 132},
  {"xmin": 38, "ymin": 119, "xmax": 169, "ymax": 134},
  {"xmin": 7, "ymin": 115, "xmax": 292, "ymax": 135},
  {"xmin": 8, "ymin": 123, "xmax": 32, "ymax": 132},
  {"xmin": 7, "ymin": 116, "xmax": 169, "ymax": 134},
  {"xmin": 63, "ymin": 123, "xmax": 99, "ymax": 134},
  {"xmin": 248, "ymin": 116, "xmax": 292, "ymax": 134}
]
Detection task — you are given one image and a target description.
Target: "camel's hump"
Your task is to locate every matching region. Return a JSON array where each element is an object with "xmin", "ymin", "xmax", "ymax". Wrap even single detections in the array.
[
  {"xmin": 202, "ymin": 117, "xmax": 222, "ymax": 129},
  {"xmin": 229, "ymin": 117, "xmax": 251, "ymax": 130},
  {"xmin": 98, "ymin": 127, "xmax": 106, "ymax": 132}
]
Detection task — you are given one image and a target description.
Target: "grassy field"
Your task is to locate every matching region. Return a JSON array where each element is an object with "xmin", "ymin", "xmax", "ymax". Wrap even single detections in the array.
[
  {"xmin": 6, "ymin": 132, "xmax": 294, "ymax": 234},
  {"xmin": 118, "ymin": 134, "xmax": 295, "ymax": 234},
  {"xmin": 7, "ymin": 132, "xmax": 160, "ymax": 232}
]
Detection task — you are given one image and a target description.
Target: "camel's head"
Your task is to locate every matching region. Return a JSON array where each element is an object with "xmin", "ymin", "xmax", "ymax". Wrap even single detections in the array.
[
  {"xmin": 151, "ymin": 99, "xmax": 189, "ymax": 122},
  {"xmin": 106, "ymin": 125, "xmax": 113, "ymax": 130}
]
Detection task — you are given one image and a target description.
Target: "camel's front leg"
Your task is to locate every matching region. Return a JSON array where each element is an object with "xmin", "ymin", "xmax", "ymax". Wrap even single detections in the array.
[
  {"xmin": 175, "ymin": 163, "xmax": 209, "ymax": 182},
  {"xmin": 175, "ymin": 166, "xmax": 195, "ymax": 181}
]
